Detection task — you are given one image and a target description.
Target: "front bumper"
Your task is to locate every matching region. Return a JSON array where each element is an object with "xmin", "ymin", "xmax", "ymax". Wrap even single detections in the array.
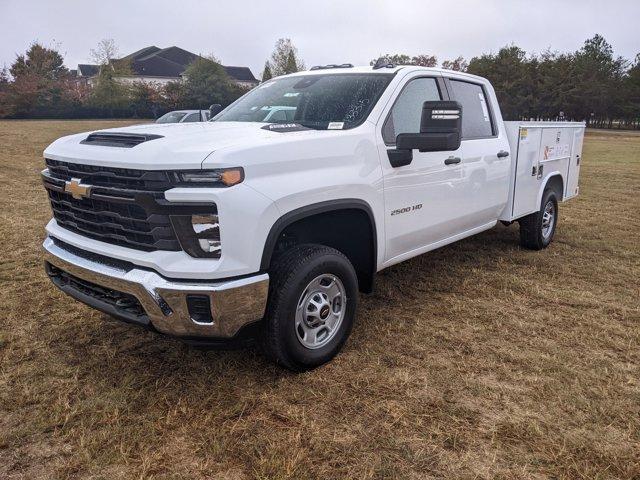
[{"xmin": 43, "ymin": 236, "xmax": 269, "ymax": 339}]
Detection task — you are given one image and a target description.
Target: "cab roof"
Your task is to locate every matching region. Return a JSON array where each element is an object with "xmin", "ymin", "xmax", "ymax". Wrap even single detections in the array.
[
  {"xmin": 287, "ymin": 65, "xmax": 405, "ymax": 76},
  {"xmin": 284, "ymin": 65, "xmax": 488, "ymax": 83}
]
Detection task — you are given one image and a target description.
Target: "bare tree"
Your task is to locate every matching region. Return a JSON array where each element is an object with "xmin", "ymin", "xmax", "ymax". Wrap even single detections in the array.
[
  {"xmin": 90, "ymin": 39, "xmax": 119, "ymax": 66},
  {"xmin": 268, "ymin": 38, "xmax": 305, "ymax": 76}
]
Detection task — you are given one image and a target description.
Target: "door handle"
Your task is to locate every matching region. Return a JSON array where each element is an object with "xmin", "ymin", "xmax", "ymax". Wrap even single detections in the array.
[
  {"xmin": 497, "ymin": 150, "xmax": 509, "ymax": 158},
  {"xmin": 444, "ymin": 156, "xmax": 461, "ymax": 165}
]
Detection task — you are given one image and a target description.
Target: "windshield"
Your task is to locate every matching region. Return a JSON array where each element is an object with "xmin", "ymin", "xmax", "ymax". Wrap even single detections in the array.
[
  {"xmin": 214, "ymin": 73, "xmax": 393, "ymax": 130},
  {"xmin": 156, "ymin": 112, "xmax": 188, "ymax": 124}
]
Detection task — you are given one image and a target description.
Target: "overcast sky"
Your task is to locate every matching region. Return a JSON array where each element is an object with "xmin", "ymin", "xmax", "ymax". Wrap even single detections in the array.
[{"xmin": 1, "ymin": 0, "xmax": 638, "ymax": 78}]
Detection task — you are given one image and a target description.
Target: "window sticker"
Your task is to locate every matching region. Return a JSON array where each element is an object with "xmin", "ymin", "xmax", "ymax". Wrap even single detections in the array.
[
  {"xmin": 478, "ymin": 92, "xmax": 490, "ymax": 122},
  {"xmin": 283, "ymin": 92, "xmax": 299, "ymax": 97},
  {"xmin": 261, "ymin": 123, "xmax": 310, "ymax": 132},
  {"xmin": 327, "ymin": 122, "xmax": 344, "ymax": 130},
  {"xmin": 543, "ymin": 143, "xmax": 571, "ymax": 160}
]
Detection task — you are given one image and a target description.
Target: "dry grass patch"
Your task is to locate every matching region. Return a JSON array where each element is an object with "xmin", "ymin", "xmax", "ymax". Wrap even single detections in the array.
[{"xmin": 0, "ymin": 120, "xmax": 639, "ymax": 479}]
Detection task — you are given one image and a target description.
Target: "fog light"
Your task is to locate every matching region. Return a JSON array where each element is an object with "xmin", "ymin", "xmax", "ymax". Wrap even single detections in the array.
[
  {"xmin": 170, "ymin": 211, "xmax": 222, "ymax": 259},
  {"xmin": 191, "ymin": 214, "xmax": 221, "ymax": 255},
  {"xmin": 186, "ymin": 294, "xmax": 213, "ymax": 324},
  {"xmin": 198, "ymin": 238, "xmax": 220, "ymax": 253}
]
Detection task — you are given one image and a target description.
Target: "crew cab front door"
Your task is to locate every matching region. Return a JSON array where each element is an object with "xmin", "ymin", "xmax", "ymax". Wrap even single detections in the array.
[{"xmin": 378, "ymin": 75, "xmax": 467, "ymax": 264}]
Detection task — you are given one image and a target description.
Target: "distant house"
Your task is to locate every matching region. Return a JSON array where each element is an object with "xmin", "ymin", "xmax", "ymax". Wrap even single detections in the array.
[{"xmin": 75, "ymin": 46, "xmax": 259, "ymax": 88}]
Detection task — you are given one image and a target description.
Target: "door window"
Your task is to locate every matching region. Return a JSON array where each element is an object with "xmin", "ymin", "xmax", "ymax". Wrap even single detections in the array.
[
  {"xmin": 182, "ymin": 112, "xmax": 201, "ymax": 122},
  {"xmin": 448, "ymin": 80, "xmax": 494, "ymax": 138},
  {"xmin": 382, "ymin": 77, "xmax": 441, "ymax": 144},
  {"xmin": 267, "ymin": 109, "xmax": 288, "ymax": 122}
]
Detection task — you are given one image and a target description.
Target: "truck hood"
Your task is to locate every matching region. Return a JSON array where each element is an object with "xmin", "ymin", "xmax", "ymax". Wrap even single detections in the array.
[{"xmin": 43, "ymin": 121, "xmax": 317, "ymax": 170}]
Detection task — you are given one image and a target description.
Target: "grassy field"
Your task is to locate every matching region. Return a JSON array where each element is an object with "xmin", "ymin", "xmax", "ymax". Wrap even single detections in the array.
[{"xmin": 0, "ymin": 120, "xmax": 638, "ymax": 479}]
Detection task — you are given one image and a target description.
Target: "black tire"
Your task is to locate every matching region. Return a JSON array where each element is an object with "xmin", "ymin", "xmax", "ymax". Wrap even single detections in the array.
[
  {"xmin": 261, "ymin": 244, "xmax": 358, "ymax": 371},
  {"xmin": 519, "ymin": 188, "xmax": 558, "ymax": 250}
]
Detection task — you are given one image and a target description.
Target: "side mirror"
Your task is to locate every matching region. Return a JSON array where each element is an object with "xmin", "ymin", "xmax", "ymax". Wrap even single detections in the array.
[
  {"xmin": 209, "ymin": 103, "xmax": 223, "ymax": 118},
  {"xmin": 388, "ymin": 100, "xmax": 462, "ymax": 168}
]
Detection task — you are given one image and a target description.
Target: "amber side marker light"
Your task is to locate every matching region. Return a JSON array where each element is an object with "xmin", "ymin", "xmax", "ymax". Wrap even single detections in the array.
[{"xmin": 220, "ymin": 168, "xmax": 243, "ymax": 186}]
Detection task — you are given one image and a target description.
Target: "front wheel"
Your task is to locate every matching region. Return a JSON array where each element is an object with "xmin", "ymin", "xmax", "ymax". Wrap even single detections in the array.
[
  {"xmin": 519, "ymin": 189, "xmax": 558, "ymax": 250},
  {"xmin": 261, "ymin": 244, "xmax": 358, "ymax": 371}
]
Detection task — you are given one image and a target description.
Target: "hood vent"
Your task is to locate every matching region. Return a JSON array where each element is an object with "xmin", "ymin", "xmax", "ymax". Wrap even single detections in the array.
[{"xmin": 80, "ymin": 132, "xmax": 163, "ymax": 148}]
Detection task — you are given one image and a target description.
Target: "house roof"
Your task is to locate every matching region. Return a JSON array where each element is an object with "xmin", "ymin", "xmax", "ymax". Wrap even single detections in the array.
[
  {"xmin": 223, "ymin": 66, "xmax": 258, "ymax": 82},
  {"xmin": 78, "ymin": 64, "xmax": 99, "ymax": 77},
  {"xmin": 76, "ymin": 46, "xmax": 258, "ymax": 83},
  {"xmin": 131, "ymin": 46, "xmax": 199, "ymax": 77},
  {"xmin": 138, "ymin": 46, "xmax": 198, "ymax": 66},
  {"xmin": 120, "ymin": 46, "xmax": 161, "ymax": 62}
]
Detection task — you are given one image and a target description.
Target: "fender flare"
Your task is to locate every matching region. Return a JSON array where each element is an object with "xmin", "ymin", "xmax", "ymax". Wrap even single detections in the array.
[
  {"xmin": 537, "ymin": 171, "xmax": 565, "ymax": 206},
  {"xmin": 259, "ymin": 198, "xmax": 378, "ymax": 272}
]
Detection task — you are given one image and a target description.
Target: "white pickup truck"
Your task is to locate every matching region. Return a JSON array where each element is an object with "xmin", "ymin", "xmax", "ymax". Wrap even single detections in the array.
[{"xmin": 42, "ymin": 64, "xmax": 585, "ymax": 371}]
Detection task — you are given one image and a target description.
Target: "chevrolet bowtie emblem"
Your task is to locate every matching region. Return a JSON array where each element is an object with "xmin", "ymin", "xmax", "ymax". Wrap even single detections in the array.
[{"xmin": 65, "ymin": 178, "xmax": 92, "ymax": 199}]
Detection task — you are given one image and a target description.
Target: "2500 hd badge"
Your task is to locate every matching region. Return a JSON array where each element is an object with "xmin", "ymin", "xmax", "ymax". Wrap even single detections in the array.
[{"xmin": 391, "ymin": 204, "xmax": 423, "ymax": 216}]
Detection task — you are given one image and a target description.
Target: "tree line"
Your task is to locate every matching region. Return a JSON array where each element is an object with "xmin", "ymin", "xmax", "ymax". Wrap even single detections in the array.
[
  {"xmin": 0, "ymin": 35, "xmax": 638, "ymax": 128},
  {"xmin": 373, "ymin": 35, "xmax": 639, "ymax": 128},
  {"xmin": 466, "ymin": 35, "xmax": 639, "ymax": 128},
  {"xmin": 0, "ymin": 41, "xmax": 249, "ymax": 119},
  {"xmin": 0, "ymin": 38, "xmax": 306, "ymax": 120}
]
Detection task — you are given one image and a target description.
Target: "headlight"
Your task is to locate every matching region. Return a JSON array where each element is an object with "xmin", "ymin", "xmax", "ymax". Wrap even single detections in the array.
[{"xmin": 173, "ymin": 167, "xmax": 244, "ymax": 187}]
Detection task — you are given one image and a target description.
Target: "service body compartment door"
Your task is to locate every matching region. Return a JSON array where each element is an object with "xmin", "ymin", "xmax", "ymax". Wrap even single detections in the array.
[
  {"xmin": 537, "ymin": 127, "xmax": 573, "ymax": 207},
  {"xmin": 503, "ymin": 122, "xmax": 585, "ymax": 221},
  {"xmin": 511, "ymin": 126, "xmax": 542, "ymax": 218},
  {"xmin": 566, "ymin": 128, "xmax": 584, "ymax": 199}
]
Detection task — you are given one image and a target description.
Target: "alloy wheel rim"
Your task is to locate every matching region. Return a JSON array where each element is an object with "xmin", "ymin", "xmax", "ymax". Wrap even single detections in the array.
[
  {"xmin": 295, "ymin": 274, "xmax": 346, "ymax": 349},
  {"xmin": 541, "ymin": 200, "xmax": 555, "ymax": 239}
]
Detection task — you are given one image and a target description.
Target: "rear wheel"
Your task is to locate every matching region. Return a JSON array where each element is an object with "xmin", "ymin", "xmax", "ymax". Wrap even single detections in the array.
[
  {"xmin": 262, "ymin": 244, "xmax": 358, "ymax": 371},
  {"xmin": 519, "ymin": 189, "xmax": 558, "ymax": 250}
]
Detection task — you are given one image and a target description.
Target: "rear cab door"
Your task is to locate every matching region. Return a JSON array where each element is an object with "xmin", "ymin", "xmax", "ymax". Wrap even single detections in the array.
[
  {"xmin": 375, "ymin": 70, "xmax": 511, "ymax": 266},
  {"xmin": 443, "ymin": 74, "xmax": 511, "ymax": 229}
]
